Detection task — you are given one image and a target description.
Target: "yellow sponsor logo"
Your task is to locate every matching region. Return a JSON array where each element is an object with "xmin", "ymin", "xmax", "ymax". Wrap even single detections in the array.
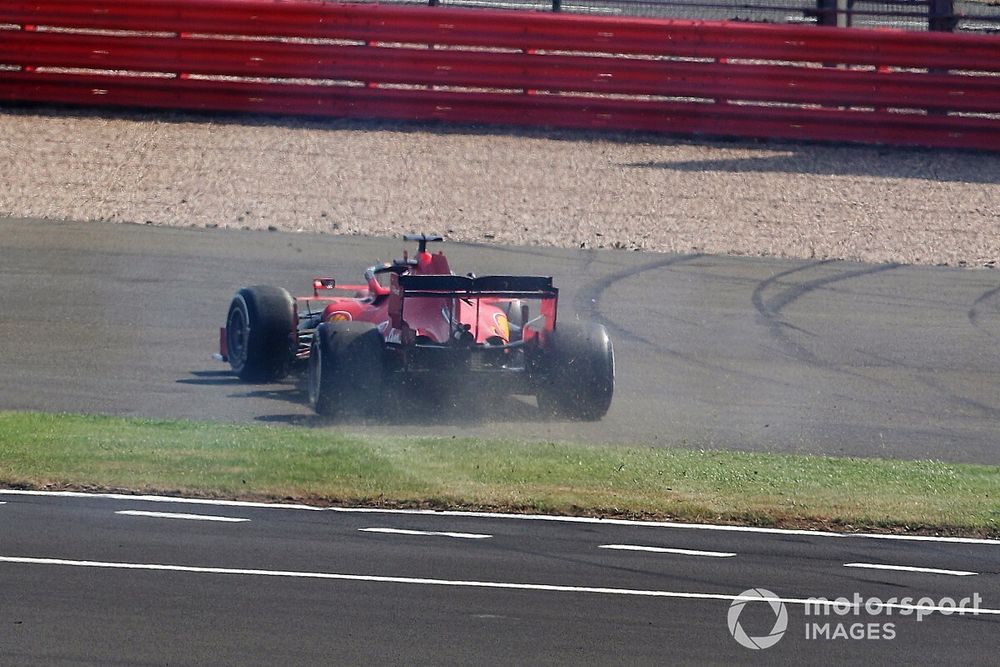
[{"xmin": 493, "ymin": 313, "xmax": 509, "ymax": 340}]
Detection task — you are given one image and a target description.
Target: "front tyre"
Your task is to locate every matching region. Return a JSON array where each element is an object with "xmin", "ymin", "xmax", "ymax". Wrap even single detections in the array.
[
  {"xmin": 308, "ymin": 321, "xmax": 385, "ymax": 418},
  {"xmin": 226, "ymin": 285, "xmax": 296, "ymax": 382},
  {"xmin": 536, "ymin": 322, "xmax": 614, "ymax": 421}
]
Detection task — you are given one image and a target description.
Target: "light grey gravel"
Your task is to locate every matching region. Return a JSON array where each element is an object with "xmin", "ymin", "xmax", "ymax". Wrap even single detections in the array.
[{"xmin": 2, "ymin": 108, "xmax": 998, "ymax": 266}]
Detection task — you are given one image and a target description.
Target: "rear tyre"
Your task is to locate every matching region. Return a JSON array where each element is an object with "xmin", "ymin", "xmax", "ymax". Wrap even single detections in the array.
[
  {"xmin": 536, "ymin": 322, "xmax": 614, "ymax": 421},
  {"xmin": 226, "ymin": 286, "xmax": 296, "ymax": 382},
  {"xmin": 308, "ymin": 321, "xmax": 385, "ymax": 418}
]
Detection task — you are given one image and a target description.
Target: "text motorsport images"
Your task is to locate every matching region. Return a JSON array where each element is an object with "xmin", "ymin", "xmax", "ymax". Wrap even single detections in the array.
[{"xmin": 726, "ymin": 588, "xmax": 985, "ymax": 649}]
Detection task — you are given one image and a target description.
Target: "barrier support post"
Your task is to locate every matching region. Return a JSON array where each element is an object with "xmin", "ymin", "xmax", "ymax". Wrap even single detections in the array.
[
  {"xmin": 929, "ymin": 0, "xmax": 957, "ymax": 31},
  {"xmin": 22, "ymin": 24, "xmax": 37, "ymax": 73}
]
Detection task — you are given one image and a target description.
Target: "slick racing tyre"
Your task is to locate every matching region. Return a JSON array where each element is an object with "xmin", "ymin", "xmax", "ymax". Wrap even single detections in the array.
[
  {"xmin": 308, "ymin": 321, "xmax": 385, "ymax": 418},
  {"xmin": 226, "ymin": 285, "xmax": 296, "ymax": 382},
  {"xmin": 536, "ymin": 321, "xmax": 614, "ymax": 421}
]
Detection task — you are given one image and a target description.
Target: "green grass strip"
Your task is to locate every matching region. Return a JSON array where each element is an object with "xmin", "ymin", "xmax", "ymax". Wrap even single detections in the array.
[{"xmin": 1, "ymin": 411, "xmax": 998, "ymax": 536}]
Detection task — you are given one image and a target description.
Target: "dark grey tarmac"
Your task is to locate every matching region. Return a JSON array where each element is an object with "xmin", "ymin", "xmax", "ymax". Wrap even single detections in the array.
[
  {"xmin": 1, "ymin": 492, "xmax": 998, "ymax": 665},
  {"xmin": 2, "ymin": 217, "xmax": 999, "ymax": 463}
]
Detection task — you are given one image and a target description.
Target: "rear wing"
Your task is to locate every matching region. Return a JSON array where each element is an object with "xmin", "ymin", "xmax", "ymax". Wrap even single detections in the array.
[
  {"xmin": 396, "ymin": 274, "xmax": 557, "ymax": 299},
  {"xmin": 388, "ymin": 273, "xmax": 559, "ymax": 335}
]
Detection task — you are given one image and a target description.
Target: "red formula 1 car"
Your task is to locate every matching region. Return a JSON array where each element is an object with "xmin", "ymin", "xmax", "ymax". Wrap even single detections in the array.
[{"xmin": 219, "ymin": 235, "xmax": 614, "ymax": 420}]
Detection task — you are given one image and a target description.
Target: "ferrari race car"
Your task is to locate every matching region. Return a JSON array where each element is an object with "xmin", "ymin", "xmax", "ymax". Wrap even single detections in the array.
[{"xmin": 218, "ymin": 235, "xmax": 614, "ymax": 420}]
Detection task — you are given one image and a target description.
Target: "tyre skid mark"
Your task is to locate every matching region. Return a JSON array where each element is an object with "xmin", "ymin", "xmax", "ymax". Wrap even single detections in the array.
[
  {"xmin": 573, "ymin": 253, "xmax": 797, "ymax": 389},
  {"xmin": 917, "ymin": 375, "xmax": 1000, "ymax": 421},
  {"xmin": 574, "ymin": 253, "xmax": 704, "ymax": 345},
  {"xmin": 968, "ymin": 284, "xmax": 1000, "ymax": 343},
  {"xmin": 751, "ymin": 261, "xmax": 901, "ymax": 373},
  {"xmin": 752, "ymin": 261, "xmax": 1000, "ymax": 422}
]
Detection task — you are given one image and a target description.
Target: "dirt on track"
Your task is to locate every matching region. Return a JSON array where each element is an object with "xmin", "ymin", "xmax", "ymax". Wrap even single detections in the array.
[{"xmin": 2, "ymin": 106, "xmax": 998, "ymax": 267}]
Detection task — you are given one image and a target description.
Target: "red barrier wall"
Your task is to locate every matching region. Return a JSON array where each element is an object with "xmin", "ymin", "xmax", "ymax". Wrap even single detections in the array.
[{"xmin": 2, "ymin": 0, "xmax": 999, "ymax": 150}]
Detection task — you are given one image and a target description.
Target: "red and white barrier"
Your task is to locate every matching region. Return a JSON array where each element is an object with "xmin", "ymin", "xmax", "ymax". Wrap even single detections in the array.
[{"xmin": 1, "ymin": 0, "xmax": 998, "ymax": 150}]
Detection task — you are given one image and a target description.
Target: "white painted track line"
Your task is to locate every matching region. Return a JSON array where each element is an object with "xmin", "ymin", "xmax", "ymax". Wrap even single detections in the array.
[
  {"xmin": 844, "ymin": 563, "xmax": 978, "ymax": 577},
  {"xmin": 0, "ymin": 490, "xmax": 327, "ymax": 511},
  {"xmin": 859, "ymin": 533, "xmax": 1000, "ymax": 545},
  {"xmin": 359, "ymin": 528, "xmax": 491, "ymax": 539},
  {"xmin": 3, "ymin": 490, "xmax": 1000, "ymax": 545},
  {"xmin": 115, "ymin": 510, "xmax": 250, "ymax": 523},
  {"xmin": 599, "ymin": 545, "xmax": 736, "ymax": 558},
  {"xmin": 2, "ymin": 556, "xmax": 999, "ymax": 616}
]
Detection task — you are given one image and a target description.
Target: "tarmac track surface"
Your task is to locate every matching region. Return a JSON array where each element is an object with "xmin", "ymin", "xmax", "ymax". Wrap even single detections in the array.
[
  {"xmin": 1, "ymin": 491, "xmax": 999, "ymax": 665},
  {"xmin": 2, "ymin": 217, "xmax": 1000, "ymax": 464}
]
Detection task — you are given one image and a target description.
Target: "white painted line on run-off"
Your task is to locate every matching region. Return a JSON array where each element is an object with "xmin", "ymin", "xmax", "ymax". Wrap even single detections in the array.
[
  {"xmin": 844, "ymin": 563, "xmax": 977, "ymax": 577},
  {"xmin": 115, "ymin": 510, "xmax": 250, "ymax": 523},
  {"xmin": 3, "ymin": 556, "xmax": 999, "ymax": 617},
  {"xmin": 359, "ymin": 528, "xmax": 491, "ymax": 539},
  {"xmin": 599, "ymin": 545, "xmax": 736, "ymax": 558}
]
